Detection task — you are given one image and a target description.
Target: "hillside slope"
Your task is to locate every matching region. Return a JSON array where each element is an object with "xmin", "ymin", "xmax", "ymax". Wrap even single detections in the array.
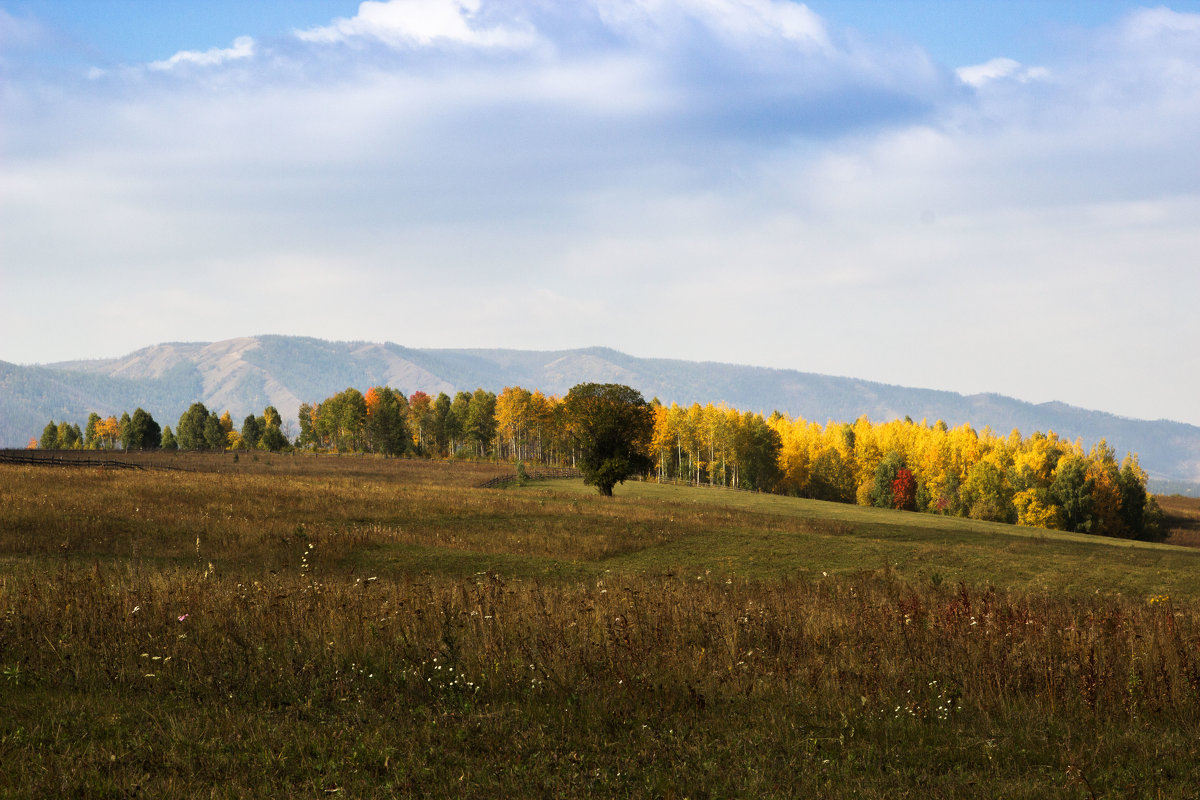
[{"xmin": 3, "ymin": 335, "xmax": 1198, "ymax": 487}]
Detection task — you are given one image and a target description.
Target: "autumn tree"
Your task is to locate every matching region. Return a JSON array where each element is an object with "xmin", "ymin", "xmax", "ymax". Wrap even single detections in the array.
[
  {"xmin": 364, "ymin": 386, "xmax": 409, "ymax": 457},
  {"xmin": 891, "ymin": 468, "xmax": 917, "ymax": 510},
  {"xmin": 95, "ymin": 416, "xmax": 121, "ymax": 449},
  {"xmin": 564, "ymin": 383, "xmax": 654, "ymax": 496},
  {"xmin": 496, "ymin": 386, "xmax": 533, "ymax": 461},
  {"xmin": 408, "ymin": 391, "xmax": 434, "ymax": 453}
]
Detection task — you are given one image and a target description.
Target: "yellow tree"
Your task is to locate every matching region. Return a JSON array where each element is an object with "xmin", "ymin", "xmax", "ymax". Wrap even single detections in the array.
[
  {"xmin": 496, "ymin": 386, "xmax": 533, "ymax": 461},
  {"xmin": 95, "ymin": 416, "xmax": 120, "ymax": 449},
  {"xmin": 651, "ymin": 403, "xmax": 675, "ymax": 481}
]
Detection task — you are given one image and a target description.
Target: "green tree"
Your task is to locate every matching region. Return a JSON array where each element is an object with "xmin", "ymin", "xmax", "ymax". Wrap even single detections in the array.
[
  {"xmin": 448, "ymin": 391, "xmax": 472, "ymax": 455},
  {"xmin": 961, "ymin": 460, "xmax": 1014, "ymax": 522},
  {"xmin": 203, "ymin": 412, "xmax": 226, "ymax": 451},
  {"xmin": 241, "ymin": 415, "xmax": 263, "ymax": 449},
  {"xmin": 40, "ymin": 421, "xmax": 57, "ymax": 450},
  {"xmin": 161, "ymin": 425, "xmax": 178, "ymax": 451},
  {"xmin": 868, "ymin": 451, "xmax": 906, "ymax": 509},
  {"xmin": 177, "ymin": 403, "xmax": 211, "ymax": 450},
  {"xmin": 84, "ymin": 412, "xmax": 101, "ymax": 449},
  {"xmin": 737, "ymin": 413, "xmax": 783, "ymax": 492},
  {"xmin": 297, "ymin": 403, "xmax": 317, "ymax": 449},
  {"xmin": 259, "ymin": 424, "xmax": 288, "ymax": 452},
  {"xmin": 466, "ymin": 389, "xmax": 497, "ymax": 457},
  {"xmin": 61, "ymin": 422, "xmax": 82, "ymax": 449},
  {"xmin": 127, "ymin": 408, "xmax": 161, "ymax": 450},
  {"xmin": 117, "ymin": 412, "xmax": 132, "ymax": 450},
  {"xmin": 808, "ymin": 446, "xmax": 854, "ymax": 502},
  {"xmin": 431, "ymin": 392, "xmax": 454, "ymax": 456},
  {"xmin": 1051, "ymin": 455, "xmax": 1094, "ymax": 533},
  {"xmin": 365, "ymin": 387, "xmax": 409, "ymax": 457},
  {"xmin": 564, "ymin": 383, "xmax": 654, "ymax": 497},
  {"xmin": 1118, "ymin": 455, "xmax": 1159, "ymax": 541}
]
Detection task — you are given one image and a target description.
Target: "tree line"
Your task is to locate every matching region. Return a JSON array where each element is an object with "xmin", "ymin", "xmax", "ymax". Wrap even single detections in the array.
[
  {"xmin": 30, "ymin": 382, "xmax": 1162, "ymax": 540},
  {"xmin": 33, "ymin": 403, "xmax": 290, "ymax": 453}
]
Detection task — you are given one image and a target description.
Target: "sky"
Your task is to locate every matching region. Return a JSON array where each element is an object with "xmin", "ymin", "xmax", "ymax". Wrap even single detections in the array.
[{"xmin": 2, "ymin": 1, "xmax": 1199, "ymax": 425}]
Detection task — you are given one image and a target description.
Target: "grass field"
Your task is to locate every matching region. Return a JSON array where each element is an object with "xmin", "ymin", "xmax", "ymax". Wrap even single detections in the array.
[{"xmin": 3, "ymin": 456, "xmax": 1200, "ymax": 798}]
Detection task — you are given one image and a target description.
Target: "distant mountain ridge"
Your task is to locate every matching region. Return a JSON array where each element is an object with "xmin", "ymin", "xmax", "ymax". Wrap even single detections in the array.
[{"xmin": 2, "ymin": 334, "xmax": 1198, "ymax": 490}]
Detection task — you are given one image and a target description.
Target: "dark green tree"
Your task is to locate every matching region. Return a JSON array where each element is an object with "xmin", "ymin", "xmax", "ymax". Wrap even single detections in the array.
[
  {"xmin": 431, "ymin": 392, "xmax": 454, "ymax": 456},
  {"xmin": 1051, "ymin": 455, "xmax": 1094, "ymax": 533},
  {"xmin": 737, "ymin": 413, "xmax": 782, "ymax": 492},
  {"xmin": 177, "ymin": 403, "xmax": 211, "ymax": 450},
  {"xmin": 260, "ymin": 424, "xmax": 288, "ymax": 452},
  {"xmin": 128, "ymin": 408, "xmax": 161, "ymax": 450},
  {"xmin": 241, "ymin": 415, "xmax": 263, "ymax": 449},
  {"xmin": 564, "ymin": 383, "xmax": 654, "ymax": 497},
  {"xmin": 203, "ymin": 412, "xmax": 226, "ymax": 450},
  {"xmin": 84, "ymin": 412, "xmax": 101, "ymax": 449},
  {"xmin": 868, "ymin": 451, "xmax": 906, "ymax": 508},
  {"xmin": 808, "ymin": 447, "xmax": 855, "ymax": 502},
  {"xmin": 59, "ymin": 422, "xmax": 82, "ymax": 449}
]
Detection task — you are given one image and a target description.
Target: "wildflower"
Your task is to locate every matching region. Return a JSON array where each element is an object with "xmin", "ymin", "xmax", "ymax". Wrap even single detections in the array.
[
  {"xmin": 131, "ymin": 605, "xmax": 140, "ymax": 614},
  {"xmin": 177, "ymin": 613, "xmax": 189, "ymax": 622}
]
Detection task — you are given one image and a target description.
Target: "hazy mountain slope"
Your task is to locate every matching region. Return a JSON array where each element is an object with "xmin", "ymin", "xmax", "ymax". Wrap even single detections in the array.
[
  {"xmin": 0, "ymin": 358, "xmax": 203, "ymax": 447},
  {"xmin": 3, "ymin": 335, "xmax": 1198, "ymax": 488}
]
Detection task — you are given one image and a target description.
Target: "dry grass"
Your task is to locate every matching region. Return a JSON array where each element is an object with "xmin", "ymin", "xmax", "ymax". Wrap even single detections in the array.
[
  {"xmin": 3, "ymin": 459, "xmax": 1200, "ymax": 797},
  {"xmin": 1161, "ymin": 494, "xmax": 1200, "ymax": 548}
]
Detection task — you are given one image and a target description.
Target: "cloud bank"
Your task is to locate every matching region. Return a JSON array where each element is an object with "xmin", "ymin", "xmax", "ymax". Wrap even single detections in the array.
[{"xmin": 2, "ymin": 1, "xmax": 1199, "ymax": 425}]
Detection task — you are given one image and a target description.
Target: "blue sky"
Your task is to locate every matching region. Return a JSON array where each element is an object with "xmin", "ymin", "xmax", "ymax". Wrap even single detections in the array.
[{"xmin": 3, "ymin": 1, "xmax": 1200, "ymax": 426}]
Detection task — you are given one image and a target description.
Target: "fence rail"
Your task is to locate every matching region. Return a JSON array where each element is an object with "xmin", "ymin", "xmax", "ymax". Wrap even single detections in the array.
[{"xmin": 0, "ymin": 450, "xmax": 192, "ymax": 472}]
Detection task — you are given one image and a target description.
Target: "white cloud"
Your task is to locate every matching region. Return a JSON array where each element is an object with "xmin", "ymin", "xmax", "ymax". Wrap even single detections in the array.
[
  {"xmin": 0, "ymin": 8, "xmax": 42, "ymax": 48},
  {"xmin": 594, "ymin": 0, "xmax": 830, "ymax": 48},
  {"xmin": 956, "ymin": 57, "xmax": 1049, "ymax": 87},
  {"xmin": 5, "ymin": 2, "xmax": 1200, "ymax": 424},
  {"xmin": 149, "ymin": 36, "xmax": 256, "ymax": 71},
  {"xmin": 295, "ymin": 0, "xmax": 537, "ymax": 49}
]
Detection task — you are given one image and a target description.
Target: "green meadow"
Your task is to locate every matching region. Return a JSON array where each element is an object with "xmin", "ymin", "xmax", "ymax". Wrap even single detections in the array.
[{"xmin": 2, "ymin": 457, "xmax": 1199, "ymax": 798}]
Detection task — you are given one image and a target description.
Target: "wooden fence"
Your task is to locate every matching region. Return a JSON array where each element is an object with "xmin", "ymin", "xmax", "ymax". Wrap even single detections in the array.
[{"xmin": 0, "ymin": 450, "xmax": 190, "ymax": 472}]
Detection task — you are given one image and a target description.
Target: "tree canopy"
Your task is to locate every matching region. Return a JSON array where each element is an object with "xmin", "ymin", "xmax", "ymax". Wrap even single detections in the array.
[{"xmin": 564, "ymin": 383, "xmax": 655, "ymax": 496}]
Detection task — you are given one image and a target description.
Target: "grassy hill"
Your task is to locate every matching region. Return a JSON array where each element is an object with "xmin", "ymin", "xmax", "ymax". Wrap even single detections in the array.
[{"xmin": 3, "ymin": 456, "xmax": 1200, "ymax": 797}]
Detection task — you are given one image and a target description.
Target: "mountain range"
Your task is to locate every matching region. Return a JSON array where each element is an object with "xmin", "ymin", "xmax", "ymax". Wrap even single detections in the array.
[{"xmin": 3, "ymin": 335, "xmax": 1198, "ymax": 492}]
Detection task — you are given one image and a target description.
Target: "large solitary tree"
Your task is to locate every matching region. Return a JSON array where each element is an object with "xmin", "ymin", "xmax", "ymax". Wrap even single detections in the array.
[{"xmin": 564, "ymin": 382, "xmax": 654, "ymax": 497}]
